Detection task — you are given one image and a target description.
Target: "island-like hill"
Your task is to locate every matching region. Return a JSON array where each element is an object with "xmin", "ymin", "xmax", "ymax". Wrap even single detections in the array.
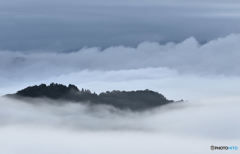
[{"xmin": 7, "ymin": 83, "xmax": 177, "ymax": 111}]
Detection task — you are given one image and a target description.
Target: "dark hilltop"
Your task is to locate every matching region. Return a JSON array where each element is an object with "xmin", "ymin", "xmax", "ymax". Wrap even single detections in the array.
[{"xmin": 7, "ymin": 83, "xmax": 179, "ymax": 111}]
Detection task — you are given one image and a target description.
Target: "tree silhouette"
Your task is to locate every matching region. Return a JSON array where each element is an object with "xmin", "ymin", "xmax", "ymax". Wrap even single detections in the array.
[{"xmin": 12, "ymin": 83, "xmax": 174, "ymax": 110}]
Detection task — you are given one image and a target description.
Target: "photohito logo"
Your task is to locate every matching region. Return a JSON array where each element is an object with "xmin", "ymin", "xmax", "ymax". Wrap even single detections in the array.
[{"xmin": 210, "ymin": 145, "xmax": 238, "ymax": 151}]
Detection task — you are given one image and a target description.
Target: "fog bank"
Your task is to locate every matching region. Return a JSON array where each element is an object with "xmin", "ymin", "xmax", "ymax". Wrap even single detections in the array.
[{"xmin": 0, "ymin": 96, "xmax": 239, "ymax": 154}]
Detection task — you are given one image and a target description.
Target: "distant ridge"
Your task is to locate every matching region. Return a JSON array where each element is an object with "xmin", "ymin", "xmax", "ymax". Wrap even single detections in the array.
[{"xmin": 7, "ymin": 83, "xmax": 178, "ymax": 111}]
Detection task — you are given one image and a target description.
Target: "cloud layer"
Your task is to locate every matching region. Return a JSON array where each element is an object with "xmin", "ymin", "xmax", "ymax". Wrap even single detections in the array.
[
  {"xmin": 1, "ymin": 1, "xmax": 239, "ymax": 153},
  {"xmin": 0, "ymin": 96, "xmax": 239, "ymax": 154},
  {"xmin": 1, "ymin": 34, "xmax": 240, "ymax": 79},
  {"xmin": 1, "ymin": 34, "xmax": 240, "ymax": 97}
]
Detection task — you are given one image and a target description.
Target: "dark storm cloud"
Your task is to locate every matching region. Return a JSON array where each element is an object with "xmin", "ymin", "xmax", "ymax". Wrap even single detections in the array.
[{"xmin": 0, "ymin": 0, "xmax": 240, "ymax": 51}]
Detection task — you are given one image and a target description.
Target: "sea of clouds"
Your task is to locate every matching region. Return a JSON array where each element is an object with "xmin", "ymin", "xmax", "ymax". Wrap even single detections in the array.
[
  {"xmin": 0, "ymin": 34, "xmax": 240, "ymax": 153},
  {"xmin": 0, "ymin": 96, "xmax": 239, "ymax": 154},
  {"xmin": 1, "ymin": 34, "xmax": 240, "ymax": 78},
  {"xmin": 1, "ymin": 34, "xmax": 240, "ymax": 97}
]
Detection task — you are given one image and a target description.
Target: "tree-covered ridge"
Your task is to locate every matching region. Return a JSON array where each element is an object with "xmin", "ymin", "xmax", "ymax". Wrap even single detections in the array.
[
  {"xmin": 16, "ymin": 83, "xmax": 80, "ymax": 99},
  {"xmin": 11, "ymin": 83, "xmax": 175, "ymax": 110}
]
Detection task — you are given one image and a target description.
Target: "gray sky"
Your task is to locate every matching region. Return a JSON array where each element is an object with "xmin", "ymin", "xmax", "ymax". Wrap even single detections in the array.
[
  {"xmin": 1, "ymin": 0, "xmax": 240, "ymax": 94},
  {"xmin": 1, "ymin": 2, "xmax": 240, "ymax": 153},
  {"xmin": 1, "ymin": 0, "xmax": 240, "ymax": 51}
]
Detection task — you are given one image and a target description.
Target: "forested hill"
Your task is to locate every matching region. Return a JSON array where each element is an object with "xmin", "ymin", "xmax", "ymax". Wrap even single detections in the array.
[{"xmin": 7, "ymin": 83, "xmax": 176, "ymax": 111}]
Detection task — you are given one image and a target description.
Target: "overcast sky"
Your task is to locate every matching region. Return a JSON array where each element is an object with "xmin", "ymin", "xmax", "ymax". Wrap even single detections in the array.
[
  {"xmin": 1, "ymin": 0, "xmax": 240, "ymax": 51},
  {"xmin": 1, "ymin": 0, "xmax": 240, "ymax": 95},
  {"xmin": 1, "ymin": 1, "xmax": 240, "ymax": 153}
]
